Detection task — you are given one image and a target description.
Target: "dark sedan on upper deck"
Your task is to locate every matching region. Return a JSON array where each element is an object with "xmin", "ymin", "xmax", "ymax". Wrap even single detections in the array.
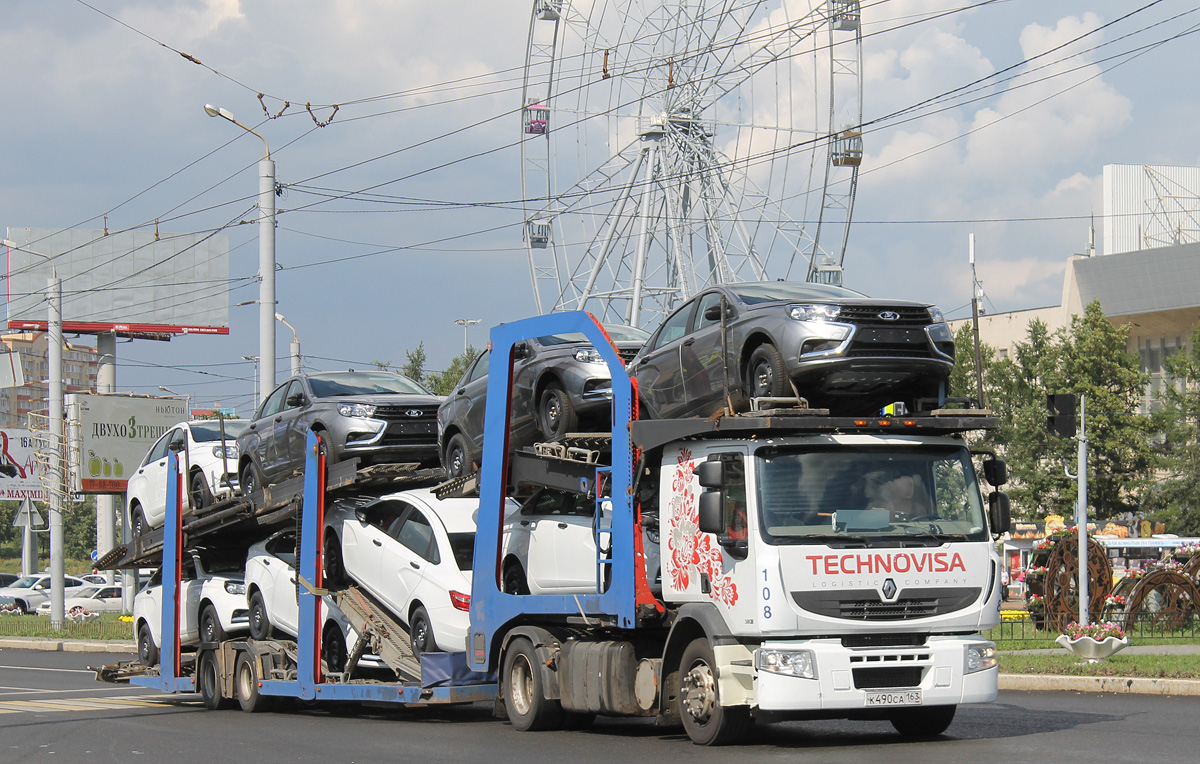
[{"xmin": 627, "ymin": 282, "xmax": 955, "ymax": 417}]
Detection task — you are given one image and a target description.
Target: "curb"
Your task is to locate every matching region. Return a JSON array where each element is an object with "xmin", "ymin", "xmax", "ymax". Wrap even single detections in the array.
[
  {"xmin": 0, "ymin": 637, "xmax": 136, "ymax": 654},
  {"xmin": 999, "ymin": 672, "xmax": 1200, "ymax": 695}
]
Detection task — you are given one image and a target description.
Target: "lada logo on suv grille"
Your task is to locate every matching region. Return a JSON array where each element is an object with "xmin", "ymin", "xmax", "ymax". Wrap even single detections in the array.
[
  {"xmin": 405, "ymin": 409, "xmax": 424, "ymax": 418},
  {"xmin": 877, "ymin": 311, "xmax": 900, "ymax": 321}
]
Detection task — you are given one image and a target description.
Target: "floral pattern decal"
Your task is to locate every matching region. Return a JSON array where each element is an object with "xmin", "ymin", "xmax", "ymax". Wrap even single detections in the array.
[{"xmin": 666, "ymin": 448, "xmax": 739, "ymax": 607}]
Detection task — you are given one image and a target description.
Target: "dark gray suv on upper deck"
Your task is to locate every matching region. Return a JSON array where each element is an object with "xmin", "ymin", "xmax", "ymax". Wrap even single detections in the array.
[
  {"xmin": 628, "ymin": 282, "xmax": 955, "ymax": 417},
  {"xmin": 236, "ymin": 371, "xmax": 443, "ymax": 491}
]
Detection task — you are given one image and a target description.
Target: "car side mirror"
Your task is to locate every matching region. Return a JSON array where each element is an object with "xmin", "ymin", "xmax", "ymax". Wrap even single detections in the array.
[
  {"xmin": 168, "ymin": 441, "xmax": 185, "ymax": 453},
  {"xmin": 34, "ymin": 584, "xmax": 44, "ymax": 590},
  {"xmin": 703, "ymin": 304, "xmax": 726, "ymax": 322},
  {"xmin": 286, "ymin": 393, "xmax": 306, "ymax": 407},
  {"xmin": 513, "ymin": 342, "xmax": 530, "ymax": 360},
  {"xmin": 983, "ymin": 458, "xmax": 1008, "ymax": 487},
  {"xmin": 989, "ymin": 491, "xmax": 1011, "ymax": 535},
  {"xmin": 696, "ymin": 460, "xmax": 725, "ymax": 489},
  {"xmin": 354, "ymin": 507, "xmax": 368, "ymax": 524},
  {"xmin": 698, "ymin": 491, "xmax": 724, "ymax": 534}
]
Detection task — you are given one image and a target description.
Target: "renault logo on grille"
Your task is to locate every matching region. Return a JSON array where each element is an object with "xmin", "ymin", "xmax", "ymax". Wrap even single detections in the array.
[
  {"xmin": 405, "ymin": 409, "xmax": 424, "ymax": 418},
  {"xmin": 881, "ymin": 578, "xmax": 898, "ymax": 600},
  {"xmin": 878, "ymin": 311, "xmax": 900, "ymax": 321}
]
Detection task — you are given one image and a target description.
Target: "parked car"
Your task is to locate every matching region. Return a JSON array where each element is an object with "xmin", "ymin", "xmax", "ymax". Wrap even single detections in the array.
[
  {"xmin": 35, "ymin": 584, "xmax": 124, "ymax": 615},
  {"xmin": 437, "ymin": 324, "xmax": 649, "ymax": 477},
  {"xmin": 237, "ymin": 371, "xmax": 442, "ymax": 492},
  {"xmin": 125, "ymin": 419, "xmax": 248, "ymax": 536},
  {"xmin": 323, "ymin": 489, "xmax": 500, "ymax": 654},
  {"xmin": 627, "ymin": 281, "xmax": 955, "ymax": 417},
  {"xmin": 500, "ymin": 487, "xmax": 660, "ymax": 596},
  {"xmin": 0, "ymin": 574, "xmax": 88, "ymax": 613},
  {"xmin": 0, "ymin": 573, "xmax": 18, "ymax": 587},
  {"xmin": 243, "ymin": 529, "xmax": 385, "ymax": 672},
  {"xmin": 132, "ymin": 547, "xmax": 250, "ymax": 666}
]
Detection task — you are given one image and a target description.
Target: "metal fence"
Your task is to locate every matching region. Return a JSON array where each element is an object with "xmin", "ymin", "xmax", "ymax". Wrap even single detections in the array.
[
  {"xmin": 0, "ymin": 613, "xmax": 132, "ymax": 642},
  {"xmin": 991, "ymin": 611, "xmax": 1200, "ymax": 642}
]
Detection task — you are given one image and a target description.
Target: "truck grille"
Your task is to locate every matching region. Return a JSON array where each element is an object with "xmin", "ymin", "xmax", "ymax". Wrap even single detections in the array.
[
  {"xmin": 853, "ymin": 666, "xmax": 923, "ymax": 689},
  {"xmin": 792, "ymin": 587, "xmax": 981, "ymax": 621}
]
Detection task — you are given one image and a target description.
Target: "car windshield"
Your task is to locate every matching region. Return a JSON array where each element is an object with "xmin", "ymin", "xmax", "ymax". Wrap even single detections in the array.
[
  {"xmin": 7, "ymin": 576, "xmax": 39, "ymax": 589},
  {"xmin": 536, "ymin": 325, "xmax": 650, "ymax": 346},
  {"xmin": 190, "ymin": 421, "xmax": 248, "ymax": 441},
  {"xmin": 307, "ymin": 371, "xmax": 432, "ymax": 397},
  {"xmin": 448, "ymin": 532, "xmax": 476, "ymax": 572},
  {"xmin": 194, "ymin": 548, "xmax": 248, "ymax": 575},
  {"xmin": 755, "ymin": 445, "xmax": 989, "ymax": 545},
  {"xmin": 730, "ymin": 282, "xmax": 866, "ymax": 304}
]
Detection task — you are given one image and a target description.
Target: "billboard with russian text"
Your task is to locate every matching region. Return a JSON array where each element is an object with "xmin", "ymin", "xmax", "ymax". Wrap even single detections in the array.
[
  {"xmin": 0, "ymin": 428, "xmax": 48, "ymax": 500},
  {"xmin": 66, "ymin": 393, "xmax": 188, "ymax": 493}
]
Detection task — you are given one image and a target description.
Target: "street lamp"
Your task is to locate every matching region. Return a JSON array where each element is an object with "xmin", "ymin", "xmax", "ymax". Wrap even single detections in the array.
[
  {"xmin": 454, "ymin": 318, "xmax": 481, "ymax": 355},
  {"xmin": 275, "ymin": 312, "xmax": 301, "ymax": 377},
  {"xmin": 243, "ymin": 355, "xmax": 260, "ymax": 406},
  {"xmin": 205, "ymin": 103, "xmax": 276, "ymax": 406},
  {"xmin": 1, "ymin": 238, "xmax": 65, "ymax": 629},
  {"xmin": 157, "ymin": 386, "xmax": 193, "ymax": 417}
]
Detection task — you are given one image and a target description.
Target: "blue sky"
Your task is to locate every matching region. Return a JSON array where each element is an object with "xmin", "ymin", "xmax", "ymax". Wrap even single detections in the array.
[{"xmin": 3, "ymin": 1, "xmax": 1198, "ymax": 415}]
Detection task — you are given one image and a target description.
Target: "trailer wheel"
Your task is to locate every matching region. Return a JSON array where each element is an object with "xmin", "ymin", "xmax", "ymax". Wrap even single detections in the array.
[
  {"xmin": 678, "ymin": 638, "xmax": 750, "ymax": 746},
  {"xmin": 137, "ymin": 623, "xmax": 159, "ymax": 667},
  {"xmin": 890, "ymin": 704, "xmax": 956, "ymax": 737},
  {"xmin": 235, "ymin": 652, "xmax": 275, "ymax": 713},
  {"xmin": 502, "ymin": 637, "xmax": 564, "ymax": 731},
  {"xmin": 198, "ymin": 650, "xmax": 230, "ymax": 710},
  {"xmin": 248, "ymin": 591, "xmax": 272, "ymax": 640}
]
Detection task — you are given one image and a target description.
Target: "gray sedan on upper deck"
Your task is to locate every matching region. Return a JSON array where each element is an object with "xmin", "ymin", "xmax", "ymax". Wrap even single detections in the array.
[{"xmin": 628, "ymin": 281, "xmax": 955, "ymax": 417}]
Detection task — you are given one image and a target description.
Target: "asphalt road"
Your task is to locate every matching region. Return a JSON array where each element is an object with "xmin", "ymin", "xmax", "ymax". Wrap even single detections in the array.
[{"xmin": 2, "ymin": 649, "xmax": 1198, "ymax": 763}]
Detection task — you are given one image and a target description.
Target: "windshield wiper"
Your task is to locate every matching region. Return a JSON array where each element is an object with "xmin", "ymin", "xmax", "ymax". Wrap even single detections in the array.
[
  {"xmin": 797, "ymin": 534, "xmax": 872, "ymax": 547},
  {"xmin": 899, "ymin": 533, "xmax": 970, "ymax": 544}
]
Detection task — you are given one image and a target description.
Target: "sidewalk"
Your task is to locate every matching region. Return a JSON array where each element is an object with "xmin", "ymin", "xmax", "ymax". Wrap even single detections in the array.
[{"xmin": 0, "ymin": 637, "xmax": 135, "ymax": 654}]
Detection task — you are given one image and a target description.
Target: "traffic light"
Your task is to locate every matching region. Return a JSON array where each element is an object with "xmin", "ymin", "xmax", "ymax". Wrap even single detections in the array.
[{"xmin": 1046, "ymin": 393, "xmax": 1077, "ymax": 437}]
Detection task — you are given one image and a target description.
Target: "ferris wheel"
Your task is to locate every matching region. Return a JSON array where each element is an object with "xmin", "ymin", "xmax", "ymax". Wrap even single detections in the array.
[{"xmin": 519, "ymin": 0, "xmax": 864, "ymax": 327}]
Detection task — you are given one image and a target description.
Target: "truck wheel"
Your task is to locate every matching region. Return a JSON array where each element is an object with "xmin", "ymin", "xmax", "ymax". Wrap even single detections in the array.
[
  {"xmin": 746, "ymin": 343, "xmax": 788, "ymax": 401},
  {"xmin": 323, "ymin": 533, "xmax": 346, "ymax": 588},
  {"xmin": 890, "ymin": 704, "xmax": 956, "ymax": 737},
  {"xmin": 502, "ymin": 637, "xmax": 564, "ymax": 731},
  {"xmin": 189, "ymin": 471, "xmax": 213, "ymax": 510},
  {"xmin": 137, "ymin": 623, "xmax": 159, "ymax": 666},
  {"xmin": 538, "ymin": 384, "xmax": 577, "ymax": 440},
  {"xmin": 248, "ymin": 591, "xmax": 272, "ymax": 640},
  {"xmin": 678, "ymin": 637, "xmax": 750, "ymax": 746},
  {"xmin": 235, "ymin": 652, "xmax": 275, "ymax": 713},
  {"xmin": 444, "ymin": 433, "xmax": 471, "ymax": 478},
  {"xmin": 200, "ymin": 605, "xmax": 225, "ymax": 644},
  {"xmin": 410, "ymin": 606, "xmax": 436, "ymax": 655},
  {"xmin": 198, "ymin": 650, "xmax": 230, "ymax": 710}
]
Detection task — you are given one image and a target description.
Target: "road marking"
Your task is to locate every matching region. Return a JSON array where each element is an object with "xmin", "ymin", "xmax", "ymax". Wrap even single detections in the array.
[
  {"xmin": 0, "ymin": 665, "xmax": 96, "ymax": 674},
  {"xmin": 0, "ymin": 695, "xmax": 195, "ymax": 715}
]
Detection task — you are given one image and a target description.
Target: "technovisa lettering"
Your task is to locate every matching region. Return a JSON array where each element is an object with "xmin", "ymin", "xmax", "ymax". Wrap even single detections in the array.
[
  {"xmin": 805, "ymin": 552, "xmax": 968, "ymax": 576},
  {"xmin": 666, "ymin": 447, "xmax": 739, "ymax": 608}
]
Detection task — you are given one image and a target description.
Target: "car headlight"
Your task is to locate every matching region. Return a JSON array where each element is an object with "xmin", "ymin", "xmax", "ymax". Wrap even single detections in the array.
[
  {"xmin": 788, "ymin": 303, "xmax": 841, "ymax": 322},
  {"xmin": 338, "ymin": 403, "xmax": 377, "ymax": 418},
  {"xmin": 224, "ymin": 581, "xmax": 246, "ymax": 596},
  {"xmin": 964, "ymin": 642, "xmax": 998, "ymax": 674},
  {"xmin": 211, "ymin": 445, "xmax": 237, "ymax": 459},
  {"xmin": 928, "ymin": 305, "xmax": 946, "ymax": 323},
  {"xmin": 756, "ymin": 648, "xmax": 817, "ymax": 679},
  {"xmin": 574, "ymin": 348, "xmax": 605, "ymax": 364},
  {"xmin": 926, "ymin": 322, "xmax": 953, "ymax": 343}
]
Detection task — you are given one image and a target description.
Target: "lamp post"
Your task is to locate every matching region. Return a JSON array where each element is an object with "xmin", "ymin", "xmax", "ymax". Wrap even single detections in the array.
[
  {"xmin": 243, "ymin": 355, "xmax": 260, "ymax": 406},
  {"xmin": 275, "ymin": 313, "xmax": 301, "ymax": 377},
  {"xmin": 157, "ymin": 386, "xmax": 192, "ymax": 417},
  {"xmin": 1, "ymin": 238, "xmax": 65, "ymax": 629},
  {"xmin": 205, "ymin": 103, "xmax": 276, "ymax": 406},
  {"xmin": 454, "ymin": 318, "xmax": 481, "ymax": 355}
]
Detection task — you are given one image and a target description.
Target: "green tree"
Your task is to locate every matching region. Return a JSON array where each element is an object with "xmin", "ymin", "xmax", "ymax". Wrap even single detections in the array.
[
  {"xmin": 948, "ymin": 322, "xmax": 996, "ymax": 404},
  {"xmin": 401, "ymin": 343, "xmax": 428, "ymax": 387},
  {"xmin": 1148, "ymin": 324, "xmax": 1200, "ymax": 534},
  {"xmin": 425, "ymin": 347, "xmax": 482, "ymax": 395}
]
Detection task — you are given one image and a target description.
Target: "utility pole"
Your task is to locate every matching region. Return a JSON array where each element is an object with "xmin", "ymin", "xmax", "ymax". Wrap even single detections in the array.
[
  {"xmin": 1076, "ymin": 395, "xmax": 1089, "ymax": 626},
  {"xmin": 47, "ymin": 272, "xmax": 65, "ymax": 630}
]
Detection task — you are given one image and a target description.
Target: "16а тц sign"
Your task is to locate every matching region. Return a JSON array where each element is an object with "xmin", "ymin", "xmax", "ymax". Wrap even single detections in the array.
[
  {"xmin": 66, "ymin": 393, "xmax": 187, "ymax": 493},
  {"xmin": 0, "ymin": 428, "xmax": 48, "ymax": 500}
]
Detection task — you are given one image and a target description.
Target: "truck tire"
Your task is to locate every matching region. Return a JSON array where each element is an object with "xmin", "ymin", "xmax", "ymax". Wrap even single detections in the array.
[
  {"xmin": 235, "ymin": 652, "xmax": 275, "ymax": 713},
  {"xmin": 538, "ymin": 383, "xmax": 577, "ymax": 440},
  {"xmin": 502, "ymin": 637, "xmax": 564, "ymax": 731},
  {"xmin": 890, "ymin": 704, "xmax": 956, "ymax": 737},
  {"xmin": 678, "ymin": 637, "xmax": 750, "ymax": 746},
  {"xmin": 248, "ymin": 591, "xmax": 272, "ymax": 640},
  {"xmin": 746, "ymin": 343, "xmax": 788, "ymax": 401},
  {"xmin": 198, "ymin": 650, "xmax": 230, "ymax": 710},
  {"xmin": 137, "ymin": 622, "xmax": 159, "ymax": 667}
]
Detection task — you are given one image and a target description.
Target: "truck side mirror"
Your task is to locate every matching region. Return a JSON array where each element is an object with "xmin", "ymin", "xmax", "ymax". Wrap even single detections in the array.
[
  {"xmin": 983, "ymin": 458, "xmax": 1008, "ymax": 487},
  {"xmin": 698, "ymin": 491, "xmax": 724, "ymax": 534},
  {"xmin": 989, "ymin": 491, "xmax": 1011, "ymax": 535},
  {"xmin": 696, "ymin": 460, "xmax": 724, "ymax": 489}
]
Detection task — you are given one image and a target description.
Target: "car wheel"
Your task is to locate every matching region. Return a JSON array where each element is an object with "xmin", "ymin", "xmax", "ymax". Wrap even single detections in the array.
[
  {"xmin": 130, "ymin": 503, "xmax": 147, "ymax": 538},
  {"xmin": 410, "ymin": 606, "xmax": 436, "ymax": 655},
  {"xmin": 137, "ymin": 622, "xmax": 159, "ymax": 666},
  {"xmin": 240, "ymin": 460, "xmax": 263, "ymax": 497},
  {"xmin": 235, "ymin": 651, "xmax": 275, "ymax": 713},
  {"xmin": 199, "ymin": 604, "xmax": 225, "ymax": 644},
  {"xmin": 323, "ymin": 533, "xmax": 346, "ymax": 588},
  {"xmin": 248, "ymin": 591, "xmax": 272, "ymax": 641},
  {"xmin": 502, "ymin": 562, "xmax": 530, "ymax": 595},
  {"xmin": 444, "ymin": 432, "xmax": 472, "ymax": 478},
  {"xmin": 746, "ymin": 343, "xmax": 789, "ymax": 401},
  {"xmin": 502, "ymin": 637, "xmax": 564, "ymax": 731},
  {"xmin": 198, "ymin": 650, "xmax": 230, "ymax": 710},
  {"xmin": 679, "ymin": 637, "xmax": 751, "ymax": 745},
  {"xmin": 321, "ymin": 622, "xmax": 348, "ymax": 673},
  {"xmin": 313, "ymin": 427, "xmax": 339, "ymax": 469},
  {"xmin": 190, "ymin": 471, "xmax": 213, "ymax": 510},
  {"xmin": 890, "ymin": 705, "xmax": 956, "ymax": 737},
  {"xmin": 538, "ymin": 383, "xmax": 578, "ymax": 440}
]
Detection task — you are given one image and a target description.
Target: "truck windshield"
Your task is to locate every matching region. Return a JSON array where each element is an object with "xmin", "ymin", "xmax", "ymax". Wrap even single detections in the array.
[{"xmin": 755, "ymin": 445, "xmax": 989, "ymax": 545}]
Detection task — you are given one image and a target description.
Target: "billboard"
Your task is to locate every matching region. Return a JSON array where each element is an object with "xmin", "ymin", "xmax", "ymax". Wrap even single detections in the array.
[
  {"xmin": 66, "ymin": 393, "xmax": 188, "ymax": 493},
  {"xmin": 4, "ymin": 226, "xmax": 230, "ymax": 337},
  {"xmin": 0, "ymin": 428, "xmax": 48, "ymax": 500}
]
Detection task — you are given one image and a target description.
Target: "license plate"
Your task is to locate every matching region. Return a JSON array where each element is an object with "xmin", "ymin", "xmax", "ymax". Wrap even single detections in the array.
[
  {"xmin": 865, "ymin": 690, "xmax": 922, "ymax": 707},
  {"xmin": 390, "ymin": 421, "xmax": 435, "ymax": 435},
  {"xmin": 859, "ymin": 327, "xmax": 919, "ymax": 344}
]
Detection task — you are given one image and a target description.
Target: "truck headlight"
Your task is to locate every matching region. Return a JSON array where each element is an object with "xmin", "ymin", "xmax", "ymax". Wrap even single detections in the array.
[
  {"xmin": 756, "ymin": 648, "xmax": 817, "ymax": 679},
  {"xmin": 964, "ymin": 642, "xmax": 998, "ymax": 674},
  {"xmin": 338, "ymin": 403, "xmax": 376, "ymax": 418},
  {"xmin": 224, "ymin": 581, "xmax": 246, "ymax": 596},
  {"xmin": 787, "ymin": 303, "xmax": 840, "ymax": 322}
]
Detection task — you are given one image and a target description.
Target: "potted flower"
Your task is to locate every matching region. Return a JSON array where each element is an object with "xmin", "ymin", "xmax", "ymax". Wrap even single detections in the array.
[
  {"xmin": 1026, "ymin": 593, "xmax": 1045, "ymax": 611},
  {"xmin": 0, "ymin": 602, "xmax": 20, "ymax": 617},
  {"xmin": 1055, "ymin": 621, "xmax": 1129, "ymax": 662},
  {"xmin": 65, "ymin": 606, "xmax": 99, "ymax": 624}
]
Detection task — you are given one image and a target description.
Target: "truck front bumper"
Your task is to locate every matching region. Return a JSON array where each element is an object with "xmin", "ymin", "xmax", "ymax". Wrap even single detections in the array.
[{"xmin": 755, "ymin": 635, "xmax": 997, "ymax": 712}]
